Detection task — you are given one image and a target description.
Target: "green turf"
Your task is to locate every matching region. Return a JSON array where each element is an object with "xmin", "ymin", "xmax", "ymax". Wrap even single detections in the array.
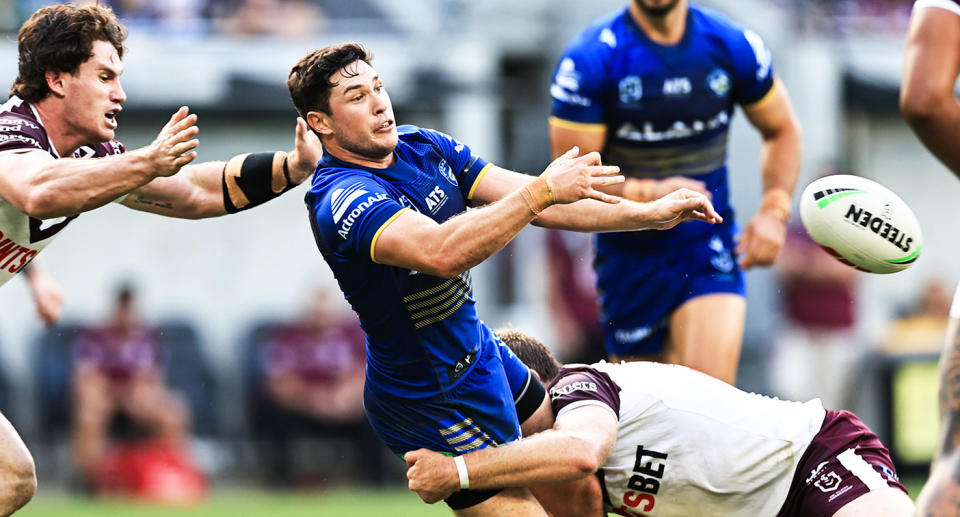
[{"xmin": 17, "ymin": 488, "xmax": 452, "ymax": 517}]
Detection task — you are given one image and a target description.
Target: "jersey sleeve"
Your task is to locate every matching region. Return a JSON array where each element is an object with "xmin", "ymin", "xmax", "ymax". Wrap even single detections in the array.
[
  {"xmin": 309, "ymin": 174, "xmax": 408, "ymax": 263},
  {"xmin": 419, "ymin": 128, "xmax": 492, "ymax": 201},
  {"xmin": 549, "ymin": 41, "xmax": 608, "ymax": 126},
  {"xmin": 0, "ymin": 116, "xmax": 46, "ymax": 156},
  {"xmin": 728, "ymin": 27, "xmax": 777, "ymax": 107},
  {"xmin": 914, "ymin": 0, "xmax": 960, "ymax": 16},
  {"xmin": 548, "ymin": 366, "xmax": 621, "ymax": 420}
]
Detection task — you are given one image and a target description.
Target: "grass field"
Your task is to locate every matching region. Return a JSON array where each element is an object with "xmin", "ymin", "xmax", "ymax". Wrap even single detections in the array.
[
  {"xmin": 17, "ymin": 488, "xmax": 450, "ymax": 517},
  {"xmin": 15, "ymin": 477, "xmax": 928, "ymax": 516}
]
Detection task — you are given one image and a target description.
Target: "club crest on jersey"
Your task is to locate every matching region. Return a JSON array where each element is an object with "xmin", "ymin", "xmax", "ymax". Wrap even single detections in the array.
[
  {"xmin": 425, "ymin": 185, "xmax": 448, "ymax": 214},
  {"xmin": 618, "ymin": 76, "xmax": 643, "ymax": 104},
  {"xmin": 438, "ymin": 159, "xmax": 457, "ymax": 185},
  {"xmin": 707, "ymin": 69, "xmax": 731, "ymax": 98}
]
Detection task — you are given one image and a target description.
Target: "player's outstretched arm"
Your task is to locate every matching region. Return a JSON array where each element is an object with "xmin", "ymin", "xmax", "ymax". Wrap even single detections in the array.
[
  {"xmin": 914, "ymin": 286, "xmax": 960, "ymax": 515},
  {"xmin": 121, "ymin": 117, "xmax": 322, "ymax": 218},
  {"xmin": 901, "ymin": 6, "xmax": 960, "ymax": 181},
  {"xmin": 737, "ymin": 79, "xmax": 802, "ymax": 269},
  {"xmin": 372, "ymin": 148, "xmax": 622, "ymax": 278},
  {"xmin": 22, "ymin": 263, "xmax": 62, "ymax": 326},
  {"xmin": 406, "ymin": 404, "xmax": 617, "ymax": 504},
  {"xmin": 0, "ymin": 107, "xmax": 198, "ymax": 219},
  {"xmin": 469, "ymin": 157, "xmax": 721, "ymax": 234}
]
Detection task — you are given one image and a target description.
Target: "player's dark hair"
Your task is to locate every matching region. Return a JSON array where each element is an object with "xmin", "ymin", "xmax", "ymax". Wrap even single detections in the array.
[
  {"xmin": 11, "ymin": 3, "xmax": 127, "ymax": 102},
  {"xmin": 495, "ymin": 329, "xmax": 562, "ymax": 383},
  {"xmin": 287, "ymin": 42, "xmax": 372, "ymax": 118}
]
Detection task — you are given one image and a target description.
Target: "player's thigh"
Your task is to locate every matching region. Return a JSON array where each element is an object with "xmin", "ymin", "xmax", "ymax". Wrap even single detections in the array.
[
  {"xmin": 831, "ymin": 487, "xmax": 914, "ymax": 517},
  {"xmin": 666, "ymin": 293, "xmax": 745, "ymax": 383},
  {"xmin": 452, "ymin": 487, "xmax": 549, "ymax": 517}
]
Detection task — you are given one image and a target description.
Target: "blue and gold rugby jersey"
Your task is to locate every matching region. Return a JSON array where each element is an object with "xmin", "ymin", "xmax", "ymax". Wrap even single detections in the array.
[
  {"xmin": 550, "ymin": 2, "xmax": 776, "ymax": 249},
  {"xmin": 305, "ymin": 125, "xmax": 497, "ymax": 400}
]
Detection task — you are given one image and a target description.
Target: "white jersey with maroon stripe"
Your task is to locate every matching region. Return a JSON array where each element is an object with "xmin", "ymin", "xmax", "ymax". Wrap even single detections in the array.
[
  {"xmin": 0, "ymin": 96, "xmax": 124, "ymax": 286},
  {"xmin": 550, "ymin": 361, "xmax": 825, "ymax": 517}
]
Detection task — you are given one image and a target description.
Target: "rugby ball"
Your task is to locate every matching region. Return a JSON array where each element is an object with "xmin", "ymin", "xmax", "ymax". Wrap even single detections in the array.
[{"xmin": 799, "ymin": 175, "xmax": 922, "ymax": 274}]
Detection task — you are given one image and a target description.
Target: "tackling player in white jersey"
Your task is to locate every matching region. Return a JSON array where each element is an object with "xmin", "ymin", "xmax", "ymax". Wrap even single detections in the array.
[
  {"xmin": 407, "ymin": 330, "xmax": 915, "ymax": 516},
  {"xmin": 0, "ymin": 4, "xmax": 322, "ymax": 514}
]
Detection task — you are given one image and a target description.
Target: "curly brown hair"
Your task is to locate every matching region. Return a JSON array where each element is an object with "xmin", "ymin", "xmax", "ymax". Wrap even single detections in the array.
[
  {"xmin": 10, "ymin": 3, "xmax": 127, "ymax": 103},
  {"xmin": 287, "ymin": 42, "xmax": 372, "ymax": 118}
]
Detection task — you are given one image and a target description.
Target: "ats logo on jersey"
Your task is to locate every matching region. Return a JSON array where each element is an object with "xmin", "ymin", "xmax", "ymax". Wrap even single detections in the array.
[
  {"xmin": 662, "ymin": 77, "xmax": 692, "ymax": 97},
  {"xmin": 618, "ymin": 76, "xmax": 643, "ymax": 104},
  {"xmin": 425, "ymin": 185, "xmax": 448, "ymax": 214},
  {"xmin": 612, "ymin": 445, "xmax": 669, "ymax": 516},
  {"xmin": 707, "ymin": 69, "xmax": 731, "ymax": 98},
  {"xmin": 330, "ymin": 183, "xmax": 388, "ymax": 239}
]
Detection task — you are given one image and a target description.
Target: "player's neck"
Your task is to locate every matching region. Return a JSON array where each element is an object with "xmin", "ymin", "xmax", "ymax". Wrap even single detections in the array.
[
  {"xmin": 629, "ymin": 1, "xmax": 688, "ymax": 46},
  {"xmin": 324, "ymin": 141, "xmax": 397, "ymax": 169},
  {"xmin": 31, "ymin": 99, "xmax": 82, "ymax": 157}
]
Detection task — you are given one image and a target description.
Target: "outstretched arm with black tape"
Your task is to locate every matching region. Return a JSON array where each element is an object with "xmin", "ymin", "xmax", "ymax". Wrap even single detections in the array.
[{"xmin": 120, "ymin": 117, "xmax": 322, "ymax": 218}]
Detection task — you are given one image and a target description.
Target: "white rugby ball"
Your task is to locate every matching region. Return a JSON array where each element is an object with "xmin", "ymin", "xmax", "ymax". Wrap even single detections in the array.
[{"xmin": 799, "ymin": 175, "xmax": 922, "ymax": 274}]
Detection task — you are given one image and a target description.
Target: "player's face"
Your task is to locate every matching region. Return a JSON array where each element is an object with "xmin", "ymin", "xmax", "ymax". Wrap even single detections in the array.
[
  {"xmin": 326, "ymin": 60, "xmax": 397, "ymax": 161},
  {"xmin": 59, "ymin": 40, "xmax": 126, "ymax": 143},
  {"xmin": 634, "ymin": 0, "xmax": 683, "ymax": 17}
]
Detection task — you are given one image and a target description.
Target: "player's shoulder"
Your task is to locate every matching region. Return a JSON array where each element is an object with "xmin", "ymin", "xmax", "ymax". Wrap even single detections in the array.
[
  {"xmin": 565, "ymin": 8, "xmax": 628, "ymax": 57},
  {"xmin": 914, "ymin": 0, "xmax": 960, "ymax": 17},
  {"xmin": 549, "ymin": 364, "xmax": 623, "ymax": 416},
  {"xmin": 398, "ymin": 124, "xmax": 455, "ymax": 147},
  {"xmin": 689, "ymin": 2, "xmax": 749, "ymax": 38},
  {"xmin": 0, "ymin": 98, "xmax": 47, "ymax": 148}
]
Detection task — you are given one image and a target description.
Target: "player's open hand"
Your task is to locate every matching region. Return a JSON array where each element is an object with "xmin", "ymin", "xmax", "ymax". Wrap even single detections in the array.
[
  {"xmin": 26, "ymin": 265, "xmax": 62, "ymax": 326},
  {"xmin": 405, "ymin": 449, "xmax": 461, "ymax": 504},
  {"xmin": 286, "ymin": 117, "xmax": 323, "ymax": 185},
  {"xmin": 541, "ymin": 146, "xmax": 624, "ymax": 205},
  {"xmin": 643, "ymin": 188, "xmax": 722, "ymax": 229},
  {"xmin": 736, "ymin": 210, "xmax": 787, "ymax": 269},
  {"xmin": 145, "ymin": 106, "xmax": 199, "ymax": 177}
]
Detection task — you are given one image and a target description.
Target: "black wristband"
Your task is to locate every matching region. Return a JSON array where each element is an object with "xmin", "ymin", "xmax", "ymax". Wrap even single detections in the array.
[{"xmin": 222, "ymin": 151, "xmax": 291, "ymax": 213}]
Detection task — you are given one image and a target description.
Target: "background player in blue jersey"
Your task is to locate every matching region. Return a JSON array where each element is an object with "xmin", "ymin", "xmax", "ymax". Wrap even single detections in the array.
[
  {"xmin": 901, "ymin": 2, "xmax": 960, "ymax": 514},
  {"xmin": 287, "ymin": 42, "xmax": 721, "ymax": 516},
  {"xmin": 549, "ymin": 0, "xmax": 803, "ymax": 383}
]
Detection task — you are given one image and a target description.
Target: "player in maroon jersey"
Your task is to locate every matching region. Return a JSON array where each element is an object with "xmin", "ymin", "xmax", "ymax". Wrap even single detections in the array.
[{"xmin": 0, "ymin": 4, "xmax": 322, "ymax": 514}]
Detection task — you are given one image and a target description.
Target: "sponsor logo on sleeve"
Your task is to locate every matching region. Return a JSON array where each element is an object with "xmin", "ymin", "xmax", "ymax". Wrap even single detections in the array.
[
  {"xmin": 551, "ymin": 58, "xmax": 592, "ymax": 107},
  {"xmin": 549, "ymin": 380, "xmax": 598, "ymax": 399},
  {"xmin": 744, "ymin": 30, "xmax": 772, "ymax": 81},
  {"xmin": 599, "ymin": 28, "xmax": 617, "ymax": 48},
  {"xmin": 330, "ymin": 182, "xmax": 389, "ymax": 239}
]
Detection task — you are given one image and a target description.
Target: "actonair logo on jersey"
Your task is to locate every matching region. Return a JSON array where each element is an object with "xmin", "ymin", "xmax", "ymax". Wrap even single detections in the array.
[
  {"xmin": 744, "ymin": 30, "xmax": 772, "ymax": 81},
  {"xmin": 331, "ymin": 182, "xmax": 388, "ymax": 239}
]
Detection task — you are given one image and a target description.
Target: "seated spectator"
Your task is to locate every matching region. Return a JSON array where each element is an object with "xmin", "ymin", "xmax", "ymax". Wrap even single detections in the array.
[
  {"xmin": 882, "ymin": 275, "xmax": 954, "ymax": 354},
  {"xmin": 71, "ymin": 284, "xmax": 202, "ymax": 501},
  {"xmin": 255, "ymin": 288, "xmax": 384, "ymax": 486}
]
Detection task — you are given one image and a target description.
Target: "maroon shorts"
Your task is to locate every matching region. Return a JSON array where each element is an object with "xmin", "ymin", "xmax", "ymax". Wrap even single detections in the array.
[{"xmin": 776, "ymin": 410, "xmax": 908, "ymax": 517}]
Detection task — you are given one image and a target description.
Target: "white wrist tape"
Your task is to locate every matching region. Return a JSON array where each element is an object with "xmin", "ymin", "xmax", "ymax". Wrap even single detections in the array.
[
  {"xmin": 950, "ymin": 281, "xmax": 960, "ymax": 319},
  {"xmin": 454, "ymin": 455, "xmax": 470, "ymax": 490}
]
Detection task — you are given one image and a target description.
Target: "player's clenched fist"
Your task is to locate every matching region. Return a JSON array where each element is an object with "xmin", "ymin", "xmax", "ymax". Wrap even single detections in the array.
[
  {"xmin": 142, "ymin": 106, "xmax": 199, "ymax": 177},
  {"xmin": 642, "ymin": 188, "xmax": 723, "ymax": 230},
  {"xmin": 405, "ymin": 448, "xmax": 460, "ymax": 504}
]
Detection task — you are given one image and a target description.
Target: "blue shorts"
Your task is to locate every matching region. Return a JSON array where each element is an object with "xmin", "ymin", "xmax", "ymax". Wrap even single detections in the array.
[
  {"xmin": 596, "ymin": 230, "xmax": 745, "ymax": 357},
  {"xmin": 363, "ymin": 336, "xmax": 536, "ymax": 458}
]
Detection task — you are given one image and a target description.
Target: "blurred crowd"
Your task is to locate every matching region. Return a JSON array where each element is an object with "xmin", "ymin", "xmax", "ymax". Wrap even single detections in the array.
[{"xmin": 0, "ymin": 0, "xmax": 385, "ymax": 37}]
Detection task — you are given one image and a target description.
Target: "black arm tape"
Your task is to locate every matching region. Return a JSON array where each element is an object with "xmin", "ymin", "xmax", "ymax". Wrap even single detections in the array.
[
  {"xmin": 515, "ymin": 370, "xmax": 547, "ymax": 424},
  {"xmin": 222, "ymin": 151, "xmax": 292, "ymax": 213}
]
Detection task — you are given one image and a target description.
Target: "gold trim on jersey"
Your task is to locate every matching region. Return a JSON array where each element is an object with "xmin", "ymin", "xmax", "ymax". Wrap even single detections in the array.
[
  {"xmin": 467, "ymin": 163, "xmax": 493, "ymax": 201},
  {"xmin": 439, "ymin": 418, "xmax": 496, "ymax": 453},
  {"xmin": 369, "ymin": 208, "xmax": 410, "ymax": 263},
  {"xmin": 404, "ymin": 272, "xmax": 473, "ymax": 329},
  {"xmin": 742, "ymin": 77, "xmax": 781, "ymax": 112},
  {"xmin": 607, "ymin": 131, "xmax": 729, "ymax": 178},
  {"xmin": 548, "ymin": 116, "xmax": 607, "ymax": 133}
]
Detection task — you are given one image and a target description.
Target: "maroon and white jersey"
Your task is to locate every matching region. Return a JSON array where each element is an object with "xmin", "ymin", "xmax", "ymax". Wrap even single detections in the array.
[
  {"xmin": 914, "ymin": 0, "xmax": 960, "ymax": 16},
  {"xmin": 0, "ymin": 96, "xmax": 124, "ymax": 286},
  {"xmin": 547, "ymin": 361, "xmax": 826, "ymax": 517}
]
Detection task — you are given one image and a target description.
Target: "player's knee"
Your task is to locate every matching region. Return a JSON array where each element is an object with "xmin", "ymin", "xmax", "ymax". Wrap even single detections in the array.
[{"xmin": 0, "ymin": 455, "xmax": 37, "ymax": 516}]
